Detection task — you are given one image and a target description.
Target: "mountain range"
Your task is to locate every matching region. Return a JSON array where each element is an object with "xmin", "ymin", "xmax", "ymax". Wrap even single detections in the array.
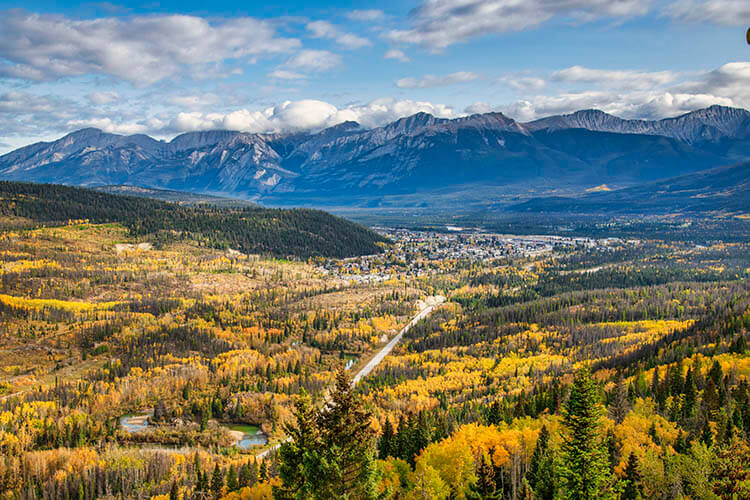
[{"xmin": 1, "ymin": 105, "xmax": 749, "ymax": 210}]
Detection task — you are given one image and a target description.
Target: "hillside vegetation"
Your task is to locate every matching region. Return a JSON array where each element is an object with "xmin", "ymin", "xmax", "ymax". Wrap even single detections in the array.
[{"xmin": 0, "ymin": 181, "xmax": 388, "ymax": 258}]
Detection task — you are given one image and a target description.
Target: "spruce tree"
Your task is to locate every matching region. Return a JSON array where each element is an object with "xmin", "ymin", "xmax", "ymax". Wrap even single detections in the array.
[
  {"xmin": 473, "ymin": 452, "xmax": 499, "ymax": 499},
  {"xmin": 528, "ymin": 425, "xmax": 555, "ymax": 500},
  {"xmin": 610, "ymin": 373, "xmax": 629, "ymax": 424},
  {"xmin": 317, "ymin": 367, "xmax": 377, "ymax": 499},
  {"xmin": 560, "ymin": 367, "xmax": 614, "ymax": 500},
  {"xmin": 378, "ymin": 417, "xmax": 395, "ymax": 459},
  {"xmin": 238, "ymin": 463, "xmax": 250, "ymax": 489},
  {"xmin": 226, "ymin": 465, "xmax": 238, "ymax": 492},
  {"xmin": 622, "ymin": 452, "xmax": 642, "ymax": 500},
  {"xmin": 210, "ymin": 464, "xmax": 224, "ymax": 500},
  {"xmin": 274, "ymin": 391, "xmax": 321, "ymax": 500}
]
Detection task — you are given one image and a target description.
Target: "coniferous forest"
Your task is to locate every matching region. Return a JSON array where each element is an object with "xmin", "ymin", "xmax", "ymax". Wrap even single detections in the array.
[{"xmin": 0, "ymin": 182, "xmax": 388, "ymax": 259}]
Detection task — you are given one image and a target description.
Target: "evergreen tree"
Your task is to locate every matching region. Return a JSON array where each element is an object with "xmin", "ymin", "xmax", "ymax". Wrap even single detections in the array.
[
  {"xmin": 274, "ymin": 391, "xmax": 321, "ymax": 500},
  {"xmin": 622, "ymin": 452, "xmax": 643, "ymax": 500},
  {"xmin": 610, "ymin": 373, "xmax": 629, "ymax": 424},
  {"xmin": 528, "ymin": 425, "xmax": 555, "ymax": 500},
  {"xmin": 473, "ymin": 452, "xmax": 499, "ymax": 499},
  {"xmin": 559, "ymin": 367, "xmax": 614, "ymax": 500},
  {"xmin": 211, "ymin": 464, "xmax": 224, "ymax": 500},
  {"xmin": 682, "ymin": 367, "xmax": 697, "ymax": 426},
  {"xmin": 226, "ymin": 465, "xmax": 238, "ymax": 492},
  {"xmin": 316, "ymin": 367, "xmax": 377, "ymax": 499},
  {"xmin": 238, "ymin": 463, "xmax": 252, "ymax": 489},
  {"xmin": 378, "ymin": 418, "xmax": 395, "ymax": 459}
]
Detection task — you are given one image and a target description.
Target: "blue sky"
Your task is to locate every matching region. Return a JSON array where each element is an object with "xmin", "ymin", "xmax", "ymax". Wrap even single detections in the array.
[{"xmin": 0, "ymin": 0, "xmax": 748, "ymax": 152}]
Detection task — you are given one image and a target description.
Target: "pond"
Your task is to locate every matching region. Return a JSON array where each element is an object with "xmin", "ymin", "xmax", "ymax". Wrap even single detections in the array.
[
  {"xmin": 120, "ymin": 412, "xmax": 152, "ymax": 433},
  {"xmin": 227, "ymin": 423, "xmax": 268, "ymax": 449}
]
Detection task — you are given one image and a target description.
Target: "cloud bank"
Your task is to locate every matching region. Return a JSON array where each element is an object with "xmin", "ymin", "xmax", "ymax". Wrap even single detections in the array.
[{"xmin": 0, "ymin": 10, "xmax": 300, "ymax": 85}]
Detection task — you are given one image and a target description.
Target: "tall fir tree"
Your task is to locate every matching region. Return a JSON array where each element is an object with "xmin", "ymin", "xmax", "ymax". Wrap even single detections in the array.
[
  {"xmin": 316, "ymin": 367, "xmax": 377, "ymax": 499},
  {"xmin": 210, "ymin": 464, "xmax": 224, "ymax": 500},
  {"xmin": 274, "ymin": 390, "xmax": 321, "ymax": 500},
  {"xmin": 378, "ymin": 417, "xmax": 395, "ymax": 460},
  {"xmin": 622, "ymin": 452, "xmax": 643, "ymax": 500},
  {"xmin": 560, "ymin": 367, "xmax": 614, "ymax": 500},
  {"xmin": 527, "ymin": 424, "xmax": 555, "ymax": 500}
]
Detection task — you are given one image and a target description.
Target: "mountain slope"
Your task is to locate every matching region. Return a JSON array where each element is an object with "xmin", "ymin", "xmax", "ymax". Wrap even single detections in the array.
[
  {"xmin": 506, "ymin": 162, "xmax": 750, "ymax": 214},
  {"xmin": 526, "ymin": 105, "xmax": 750, "ymax": 143},
  {"xmin": 1, "ymin": 105, "xmax": 748, "ymax": 207}
]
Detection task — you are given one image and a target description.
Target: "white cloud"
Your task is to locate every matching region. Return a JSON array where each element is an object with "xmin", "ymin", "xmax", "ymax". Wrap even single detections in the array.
[
  {"xmin": 396, "ymin": 71, "xmax": 479, "ymax": 88},
  {"xmin": 387, "ymin": 0, "xmax": 652, "ymax": 49},
  {"xmin": 0, "ymin": 10, "xmax": 300, "ymax": 85},
  {"xmin": 0, "ymin": 91, "xmax": 56, "ymax": 113},
  {"xmin": 167, "ymin": 94, "xmax": 221, "ymax": 109},
  {"xmin": 551, "ymin": 66, "xmax": 677, "ymax": 90},
  {"xmin": 86, "ymin": 91, "xmax": 120, "ymax": 105},
  {"xmin": 501, "ymin": 90, "xmax": 737, "ymax": 122},
  {"xmin": 674, "ymin": 62, "xmax": 750, "ymax": 104},
  {"xmin": 464, "ymin": 102, "xmax": 494, "ymax": 114},
  {"xmin": 268, "ymin": 69, "xmax": 306, "ymax": 80},
  {"xmin": 384, "ymin": 49, "xmax": 410, "ymax": 62},
  {"xmin": 347, "ymin": 10, "xmax": 385, "ymax": 22},
  {"xmin": 306, "ymin": 21, "xmax": 371, "ymax": 49},
  {"xmin": 165, "ymin": 98, "xmax": 457, "ymax": 134},
  {"xmin": 284, "ymin": 50, "xmax": 342, "ymax": 71},
  {"xmin": 66, "ymin": 117, "xmax": 151, "ymax": 135},
  {"xmin": 664, "ymin": 0, "xmax": 750, "ymax": 25},
  {"xmin": 500, "ymin": 76, "xmax": 547, "ymax": 92}
]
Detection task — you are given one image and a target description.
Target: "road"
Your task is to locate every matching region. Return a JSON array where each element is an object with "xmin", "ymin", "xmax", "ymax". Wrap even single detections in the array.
[
  {"xmin": 255, "ymin": 295, "xmax": 445, "ymax": 459},
  {"xmin": 352, "ymin": 296, "xmax": 444, "ymax": 385}
]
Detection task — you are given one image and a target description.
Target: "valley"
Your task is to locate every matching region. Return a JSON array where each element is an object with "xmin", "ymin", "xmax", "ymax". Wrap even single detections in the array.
[{"xmin": 0, "ymin": 187, "xmax": 748, "ymax": 498}]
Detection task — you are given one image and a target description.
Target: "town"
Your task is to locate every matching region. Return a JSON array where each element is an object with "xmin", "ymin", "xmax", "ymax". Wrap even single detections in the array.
[{"xmin": 320, "ymin": 227, "xmax": 635, "ymax": 283}]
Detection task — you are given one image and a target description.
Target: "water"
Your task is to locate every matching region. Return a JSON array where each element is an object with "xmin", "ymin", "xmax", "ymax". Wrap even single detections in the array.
[
  {"xmin": 228, "ymin": 424, "xmax": 268, "ymax": 449},
  {"xmin": 120, "ymin": 412, "xmax": 152, "ymax": 433}
]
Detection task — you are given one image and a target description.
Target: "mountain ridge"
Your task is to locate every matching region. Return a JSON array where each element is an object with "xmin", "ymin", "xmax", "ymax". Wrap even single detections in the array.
[{"xmin": 1, "ymin": 105, "xmax": 749, "ymax": 207}]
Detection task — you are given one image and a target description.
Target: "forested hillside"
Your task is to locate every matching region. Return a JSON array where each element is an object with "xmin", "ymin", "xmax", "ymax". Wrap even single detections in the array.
[{"xmin": 0, "ymin": 181, "xmax": 388, "ymax": 258}]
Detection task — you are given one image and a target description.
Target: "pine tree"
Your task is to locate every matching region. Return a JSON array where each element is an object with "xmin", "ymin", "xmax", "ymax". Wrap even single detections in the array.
[
  {"xmin": 560, "ymin": 367, "xmax": 614, "ymax": 500},
  {"xmin": 274, "ymin": 391, "xmax": 321, "ymax": 500},
  {"xmin": 238, "ymin": 463, "xmax": 251, "ymax": 489},
  {"xmin": 622, "ymin": 452, "xmax": 642, "ymax": 500},
  {"xmin": 473, "ymin": 452, "xmax": 498, "ymax": 499},
  {"xmin": 259, "ymin": 461, "xmax": 268, "ymax": 481},
  {"xmin": 528, "ymin": 425, "xmax": 555, "ymax": 500},
  {"xmin": 682, "ymin": 367, "xmax": 697, "ymax": 426},
  {"xmin": 316, "ymin": 367, "xmax": 377, "ymax": 499},
  {"xmin": 378, "ymin": 417, "xmax": 395, "ymax": 459},
  {"xmin": 226, "ymin": 465, "xmax": 238, "ymax": 492},
  {"xmin": 610, "ymin": 373, "xmax": 629, "ymax": 424},
  {"xmin": 211, "ymin": 464, "xmax": 224, "ymax": 500}
]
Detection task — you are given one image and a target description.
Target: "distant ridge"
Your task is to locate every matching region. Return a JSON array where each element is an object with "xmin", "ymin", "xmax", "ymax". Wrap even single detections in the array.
[
  {"xmin": 1, "ymin": 105, "xmax": 749, "ymax": 208},
  {"xmin": 507, "ymin": 162, "xmax": 750, "ymax": 215}
]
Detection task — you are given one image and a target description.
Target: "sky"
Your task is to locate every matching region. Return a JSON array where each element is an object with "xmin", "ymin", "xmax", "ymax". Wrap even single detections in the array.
[{"xmin": 0, "ymin": 0, "xmax": 749, "ymax": 153}]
